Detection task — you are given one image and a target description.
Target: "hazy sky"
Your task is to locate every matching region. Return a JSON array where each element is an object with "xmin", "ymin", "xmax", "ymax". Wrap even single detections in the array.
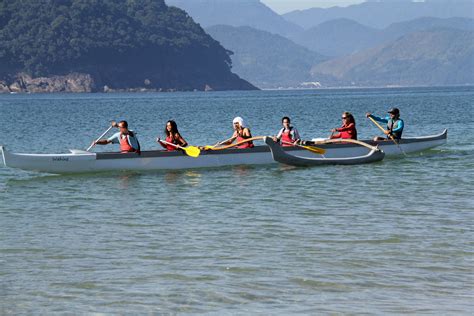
[{"xmin": 260, "ymin": 0, "xmax": 366, "ymax": 14}]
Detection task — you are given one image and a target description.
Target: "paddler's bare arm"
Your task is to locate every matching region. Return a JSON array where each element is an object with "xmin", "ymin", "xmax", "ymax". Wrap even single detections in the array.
[
  {"xmin": 242, "ymin": 128, "xmax": 251, "ymax": 138},
  {"xmin": 94, "ymin": 139, "xmax": 111, "ymax": 145},
  {"xmin": 220, "ymin": 132, "xmax": 238, "ymax": 145},
  {"xmin": 93, "ymin": 121, "xmax": 117, "ymax": 146}
]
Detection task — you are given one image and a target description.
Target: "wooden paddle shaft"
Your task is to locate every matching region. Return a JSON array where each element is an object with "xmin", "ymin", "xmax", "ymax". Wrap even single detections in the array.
[
  {"xmin": 313, "ymin": 138, "xmax": 380, "ymax": 152},
  {"xmin": 209, "ymin": 136, "xmax": 264, "ymax": 150},
  {"xmin": 368, "ymin": 116, "xmax": 408, "ymax": 156},
  {"xmin": 368, "ymin": 116, "xmax": 399, "ymax": 142},
  {"xmin": 213, "ymin": 136, "xmax": 234, "ymax": 147}
]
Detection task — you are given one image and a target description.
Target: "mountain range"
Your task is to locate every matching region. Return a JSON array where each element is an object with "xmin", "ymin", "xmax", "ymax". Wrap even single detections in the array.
[
  {"xmin": 311, "ymin": 28, "xmax": 474, "ymax": 87},
  {"xmin": 166, "ymin": 0, "xmax": 302, "ymax": 37},
  {"xmin": 293, "ymin": 17, "xmax": 474, "ymax": 57},
  {"xmin": 206, "ymin": 25, "xmax": 326, "ymax": 88},
  {"xmin": 284, "ymin": 0, "xmax": 474, "ymax": 29},
  {"xmin": 166, "ymin": 0, "xmax": 474, "ymax": 88},
  {"xmin": 205, "ymin": 16, "xmax": 474, "ymax": 88}
]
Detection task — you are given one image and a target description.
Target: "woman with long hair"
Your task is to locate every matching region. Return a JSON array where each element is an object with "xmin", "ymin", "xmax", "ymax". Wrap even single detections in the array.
[
  {"xmin": 157, "ymin": 120, "xmax": 188, "ymax": 151},
  {"xmin": 330, "ymin": 112, "xmax": 357, "ymax": 140}
]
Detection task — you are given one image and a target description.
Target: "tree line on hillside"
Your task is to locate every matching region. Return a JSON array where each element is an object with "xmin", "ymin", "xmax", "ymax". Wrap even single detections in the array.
[{"xmin": 0, "ymin": 0, "xmax": 255, "ymax": 91}]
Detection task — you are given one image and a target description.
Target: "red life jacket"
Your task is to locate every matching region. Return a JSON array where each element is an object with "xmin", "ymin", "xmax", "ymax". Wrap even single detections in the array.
[
  {"xmin": 119, "ymin": 134, "xmax": 134, "ymax": 153},
  {"xmin": 164, "ymin": 135, "xmax": 177, "ymax": 151},
  {"xmin": 236, "ymin": 129, "xmax": 254, "ymax": 149},
  {"xmin": 280, "ymin": 128, "xmax": 294, "ymax": 146},
  {"xmin": 338, "ymin": 123, "xmax": 357, "ymax": 140}
]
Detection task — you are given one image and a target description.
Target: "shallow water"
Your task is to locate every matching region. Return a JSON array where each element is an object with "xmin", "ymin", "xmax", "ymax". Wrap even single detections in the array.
[{"xmin": 0, "ymin": 87, "xmax": 473, "ymax": 314}]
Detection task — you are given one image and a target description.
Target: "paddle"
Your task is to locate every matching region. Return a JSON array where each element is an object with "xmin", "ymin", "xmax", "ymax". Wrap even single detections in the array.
[
  {"xmin": 159, "ymin": 140, "xmax": 200, "ymax": 158},
  {"xmin": 203, "ymin": 136, "xmax": 234, "ymax": 150},
  {"xmin": 206, "ymin": 136, "xmax": 265, "ymax": 150},
  {"xmin": 368, "ymin": 116, "xmax": 407, "ymax": 156},
  {"xmin": 86, "ymin": 122, "xmax": 116, "ymax": 152},
  {"xmin": 281, "ymin": 140, "xmax": 326, "ymax": 155}
]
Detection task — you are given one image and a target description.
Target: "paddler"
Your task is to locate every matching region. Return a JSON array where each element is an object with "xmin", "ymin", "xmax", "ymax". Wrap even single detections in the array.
[
  {"xmin": 273, "ymin": 116, "xmax": 301, "ymax": 146},
  {"xmin": 330, "ymin": 112, "xmax": 357, "ymax": 140},
  {"xmin": 219, "ymin": 117, "xmax": 254, "ymax": 149},
  {"xmin": 157, "ymin": 120, "xmax": 188, "ymax": 151},
  {"xmin": 94, "ymin": 120, "xmax": 140, "ymax": 153},
  {"xmin": 366, "ymin": 107, "xmax": 404, "ymax": 141}
]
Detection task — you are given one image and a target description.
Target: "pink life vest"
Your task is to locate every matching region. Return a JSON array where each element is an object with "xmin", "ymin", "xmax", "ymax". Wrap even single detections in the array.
[
  {"xmin": 236, "ymin": 135, "xmax": 254, "ymax": 149},
  {"xmin": 280, "ymin": 129, "xmax": 295, "ymax": 146},
  {"xmin": 163, "ymin": 135, "xmax": 178, "ymax": 151}
]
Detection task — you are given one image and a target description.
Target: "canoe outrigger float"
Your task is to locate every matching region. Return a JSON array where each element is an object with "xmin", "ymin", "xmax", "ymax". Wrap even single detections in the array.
[
  {"xmin": 0, "ymin": 129, "xmax": 447, "ymax": 174},
  {"xmin": 264, "ymin": 137, "xmax": 385, "ymax": 166}
]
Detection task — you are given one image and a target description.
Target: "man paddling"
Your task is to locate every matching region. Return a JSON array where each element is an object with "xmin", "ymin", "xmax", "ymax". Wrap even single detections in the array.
[
  {"xmin": 94, "ymin": 121, "xmax": 140, "ymax": 153},
  {"xmin": 366, "ymin": 108, "xmax": 404, "ymax": 141}
]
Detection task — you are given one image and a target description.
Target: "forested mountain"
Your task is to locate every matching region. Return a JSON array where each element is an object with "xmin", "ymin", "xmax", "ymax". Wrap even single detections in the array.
[
  {"xmin": 206, "ymin": 25, "xmax": 326, "ymax": 88},
  {"xmin": 0, "ymin": 0, "xmax": 256, "ymax": 93},
  {"xmin": 166, "ymin": 0, "xmax": 302, "ymax": 38},
  {"xmin": 311, "ymin": 29, "xmax": 474, "ymax": 87},
  {"xmin": 293, "ymin": 17, "xmax": 474, "ymax": 57},
  {"xmin": 283, "ymin": 0, "xmax": 474, "ymax": 29}
]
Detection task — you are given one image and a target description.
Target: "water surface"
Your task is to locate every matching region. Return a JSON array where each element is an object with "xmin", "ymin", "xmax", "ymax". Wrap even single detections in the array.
[{"xmin": 0, "ymin": 87, "xmax": 473, "ymax": 314}]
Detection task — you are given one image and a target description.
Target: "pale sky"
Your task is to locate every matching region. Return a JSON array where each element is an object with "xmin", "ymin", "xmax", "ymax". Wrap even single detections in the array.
[{"xmin": 260, "ymin": 0, "xmax": 366, "ymax": 14}]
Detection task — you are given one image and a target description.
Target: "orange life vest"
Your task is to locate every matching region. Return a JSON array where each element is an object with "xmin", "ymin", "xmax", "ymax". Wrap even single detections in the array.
[{"xmin": 119, "ymin": 134, "xmax": 135, "ymax": 153}]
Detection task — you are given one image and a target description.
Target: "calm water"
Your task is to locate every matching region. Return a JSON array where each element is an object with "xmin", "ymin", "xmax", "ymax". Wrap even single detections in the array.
[{"xmin": 0, "ymin": 87, "xmax": 473, "ymax": 314}]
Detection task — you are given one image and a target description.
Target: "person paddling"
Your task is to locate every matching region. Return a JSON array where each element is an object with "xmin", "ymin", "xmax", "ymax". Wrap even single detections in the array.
[
  {"xmin": 273, "ymin": 116, "xmax": 301, "ymax": 146},
  {"xmin": 220, "ymin": 117, "xmax": 254, "ymax": 149},
  {"xmin": 94, "ymin": 121, "xmax": 140, "ymax": 153},
  {"xmin": 366, "ymin": 107, "xmax": 404, "ymax": 141},
  {"xmin": 157, "ymin": 120, "xmax": 188, "ymax": 151},
  {"xmin": 330, "ymin": 112, "xmax": 357, "ymax": 140}
]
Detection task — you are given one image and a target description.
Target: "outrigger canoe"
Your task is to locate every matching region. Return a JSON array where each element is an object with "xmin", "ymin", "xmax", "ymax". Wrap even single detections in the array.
[
  {"xmin": 264, "ymin": 137, "xmax": 385, "ymax": 166},
  {"xmin": 0, "ymin": 129, "xmax": 447, "ymax": 174}
]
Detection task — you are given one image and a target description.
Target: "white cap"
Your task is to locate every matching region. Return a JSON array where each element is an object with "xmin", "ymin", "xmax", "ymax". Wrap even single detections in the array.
[{"xmin": 232, "ymin": 116, "xmax": 246, "ymax": 127}]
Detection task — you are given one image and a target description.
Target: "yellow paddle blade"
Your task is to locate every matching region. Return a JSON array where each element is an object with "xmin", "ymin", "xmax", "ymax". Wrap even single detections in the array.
[
  {"xmin": 184, "ymin": 146, "xmax": 201, "ymax": 158},
  {"xmin": 303, "ymin": 145, "xmax": 326, "ymax": 155}
]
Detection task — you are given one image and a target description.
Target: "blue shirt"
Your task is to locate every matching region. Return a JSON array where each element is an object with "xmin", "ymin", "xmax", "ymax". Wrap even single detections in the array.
[{"xmin": 370, "ymin": 115, "xmax": 404, "ymax": 133}]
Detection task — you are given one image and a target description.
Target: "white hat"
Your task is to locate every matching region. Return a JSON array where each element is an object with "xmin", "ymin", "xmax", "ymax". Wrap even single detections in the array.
[{"xmin": 232, "ymin": 116, "xmax": 246, "ymax": 128}]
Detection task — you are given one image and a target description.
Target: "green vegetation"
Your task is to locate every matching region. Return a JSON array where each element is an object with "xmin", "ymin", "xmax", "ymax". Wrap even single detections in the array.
[{"xmin": 0, "ymin": 0, "xmax": 255, "ymax": 91}]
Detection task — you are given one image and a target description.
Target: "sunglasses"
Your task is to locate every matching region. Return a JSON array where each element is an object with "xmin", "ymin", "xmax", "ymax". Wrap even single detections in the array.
[{"xmin": 342, "ymin": 117, "xmax": 348, "ymax": 119}]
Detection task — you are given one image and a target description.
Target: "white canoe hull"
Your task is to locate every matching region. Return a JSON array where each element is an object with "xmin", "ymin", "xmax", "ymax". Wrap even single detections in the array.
[{"xmin": 1, "ymin": 129, "xmax": 447, "ymax": 174}]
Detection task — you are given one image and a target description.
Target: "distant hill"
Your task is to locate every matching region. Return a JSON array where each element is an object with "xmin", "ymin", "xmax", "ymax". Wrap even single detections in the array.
[
  {"xmin": 292, "ymin": 18, "xmax": 381, "ymax": 57},
  {"xmin": 206, "ymin": 25, "xmax": 327, "ymax": 89},
  {"xmin": 294, "ymin": 17, "xmax": 474, "ymax": 57},
  {"xmin": 283, "ymin": 0, "xmax": 474, "ymax": 29},
  {"xmin": 384, "ymin": 17, "xmax": 474, "ymax": 39},
  {"xmin": 166, "ymin": 0, "xmax": 302, "ymax": 38},
  {"xmin": 311, "ymin": 28, "xmax": 474, "ymax": 87},
  {"xmin": 0, "ymin": 0, "xmax": 256, "ymax": 93}
]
